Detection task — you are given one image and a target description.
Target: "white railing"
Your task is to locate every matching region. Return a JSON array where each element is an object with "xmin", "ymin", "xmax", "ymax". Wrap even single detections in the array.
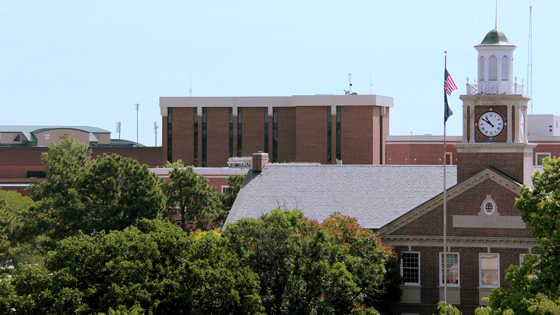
[{"xmin": 465, "ymin": 78, "xmax": 524, "ymax": 95}]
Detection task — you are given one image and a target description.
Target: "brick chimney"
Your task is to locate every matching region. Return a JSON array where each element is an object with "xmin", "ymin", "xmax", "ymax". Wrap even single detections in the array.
[{"xmin": 252, "ymin": 151, "xmax": 269, "ymax": 172}]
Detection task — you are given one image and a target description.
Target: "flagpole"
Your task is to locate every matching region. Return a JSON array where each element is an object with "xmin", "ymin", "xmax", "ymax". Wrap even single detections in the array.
[{"xmin": 443, "ymin": 51, "xmax": 448, "ymax": 305}]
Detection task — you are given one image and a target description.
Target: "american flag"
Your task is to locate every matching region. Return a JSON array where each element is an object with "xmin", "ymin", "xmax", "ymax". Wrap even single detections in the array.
[{"xmin": 444, "ymin": 69, "xmax": 458, "ymax": 95}]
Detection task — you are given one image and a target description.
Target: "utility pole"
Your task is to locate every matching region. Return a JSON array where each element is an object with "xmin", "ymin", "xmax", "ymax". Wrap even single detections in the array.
[
  {"xmin": 135, "ymin": 103, "xmax": 139, "ymax": 143},
  {"xmin": 154, "ymin": 121, "xmax": 159, "ymax": 146}
]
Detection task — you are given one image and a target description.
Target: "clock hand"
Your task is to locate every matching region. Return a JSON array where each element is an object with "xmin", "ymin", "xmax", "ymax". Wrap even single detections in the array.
[{"xmin": 483, "ymin": 117, "xmax": 495, "ymax": 128}]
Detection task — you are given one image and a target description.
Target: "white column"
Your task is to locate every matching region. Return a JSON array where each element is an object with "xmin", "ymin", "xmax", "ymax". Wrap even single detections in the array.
[
  {"xmin": 507, "ymin": 105, "xmax": 513, "ymax": 143},
  {"xmin": 462, "ymin": 104, "xmax": 468, "ymax": 143},
  {"xmin": 514, "ymin": 106, "xmax": 521, "ymax": 143}
]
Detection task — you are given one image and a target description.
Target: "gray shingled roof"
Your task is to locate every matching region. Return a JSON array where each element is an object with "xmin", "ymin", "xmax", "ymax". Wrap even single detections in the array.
[{"xmin": 225, "ymin": 164, "xmax": 457, "ymax": 229}]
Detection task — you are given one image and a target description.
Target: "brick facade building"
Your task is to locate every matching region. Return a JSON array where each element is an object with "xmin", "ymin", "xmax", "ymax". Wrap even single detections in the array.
[
  {"xmin": 160, "ymin": 94, "xmax": 393, "ymax": 167},
  {"xmin": 224, "ymin": 28, "xmax": 542, "ymax": 314}
]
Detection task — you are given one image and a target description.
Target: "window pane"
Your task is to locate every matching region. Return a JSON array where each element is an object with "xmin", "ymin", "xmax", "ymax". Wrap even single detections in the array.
[
  {"xmin": 440, "ymin": 253, "xmax": 459, "ymax": 285},
  {"xmin": 481, "ymin": 270, "xmax": 499, "ymax": 285},
  {"xmin": 480, "ymin": 253, "xmax": 499, "ymax": 286},
  {"xmin": 402, "ymin": 253, "xmax": 419, "ymax": 284}
]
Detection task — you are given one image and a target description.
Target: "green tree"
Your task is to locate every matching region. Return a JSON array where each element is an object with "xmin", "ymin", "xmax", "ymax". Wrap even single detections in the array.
[
  {"xmin": 224, "ymin": 209, "xmax": 396, "ymax": 315},
  {"xmin": 478, "ymin": 157, "xmax": 560, "ymax": 314},
  {"xmin": 26, "ymin": 138, "xmax": 166, "ymax": 248},
  {"xmin": 221, "ymin": 174, "xmax": 245, "ymax": 212},
  {"xmin": 0, "ymin": 189, "xmax": 45, "ymax": 272},
  {"xmin": 163, "ymin": 163, "xmax": 223, "ymax": 232},
  {"xmin": 0, "ymin": 219, "xmax": 264, "ymax": 315}
]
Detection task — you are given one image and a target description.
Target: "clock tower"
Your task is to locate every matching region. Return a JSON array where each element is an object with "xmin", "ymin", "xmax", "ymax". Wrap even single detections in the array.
[{"xmin": 456, "ymin": 28, "xmax": 536, "ymax": 184}]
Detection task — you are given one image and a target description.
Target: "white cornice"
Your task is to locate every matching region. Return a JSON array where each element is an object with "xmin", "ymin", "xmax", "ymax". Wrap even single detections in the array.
[
  {"xmin": 378, "ymin": 168, "xmax": 522, "ymax": 236},
  {"xmin": 381, "ymin": 235, "xmax": 536, "ymax": 248},
  {"xmin": 454, "ymin": 143, "xmax": 537, "ymax": 154}
]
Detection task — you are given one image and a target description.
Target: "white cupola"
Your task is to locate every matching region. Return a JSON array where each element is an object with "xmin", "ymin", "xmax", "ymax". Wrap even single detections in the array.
[{"xmin": 469, "ymin": 29, "xmax": 521, "ymax": 95}]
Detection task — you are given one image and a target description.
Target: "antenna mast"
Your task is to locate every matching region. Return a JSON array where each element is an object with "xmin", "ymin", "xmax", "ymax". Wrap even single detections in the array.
[{"xmin": 527, "ymin": 3, "xmax": 533, "ymax": 113}]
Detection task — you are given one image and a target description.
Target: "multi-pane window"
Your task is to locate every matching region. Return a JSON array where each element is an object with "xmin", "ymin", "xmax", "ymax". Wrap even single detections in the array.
[
  {"xmin": 536, "ymin": 153, "xmax": 551, "ymax": 166},
  {"xmin": 440, "ymin": 253, "xmax": 460, "ymax": 286},
  {"xmin": 480, "ymin": 253, "xmax": 500, "ymax": 288},
  {"xmin": 401, "ymin": 252, "xmax": 420, "ymax": 285}
]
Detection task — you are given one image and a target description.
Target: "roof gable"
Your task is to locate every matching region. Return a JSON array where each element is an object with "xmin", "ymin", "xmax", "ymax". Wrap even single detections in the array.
[{"xmin": 379, "ymin": 167, "xmax": 523, "ymax": 236}]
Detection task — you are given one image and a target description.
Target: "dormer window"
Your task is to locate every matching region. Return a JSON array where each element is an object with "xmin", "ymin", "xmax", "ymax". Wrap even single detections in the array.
[{"xmin": 13, "ymin": 134, "xmax": 20, "ymax": 142}]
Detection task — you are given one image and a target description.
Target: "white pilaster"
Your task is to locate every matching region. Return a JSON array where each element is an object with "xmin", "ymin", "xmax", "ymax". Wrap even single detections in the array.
[{"xmin": 507, "ymin": 105, "xmax": 512, "ymax": 143}]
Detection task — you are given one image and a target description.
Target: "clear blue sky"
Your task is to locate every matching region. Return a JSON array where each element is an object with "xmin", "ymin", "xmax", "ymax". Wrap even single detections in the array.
[{"xmin": 0, "ymin": 0, "xmax": 555, "ymax": 146}]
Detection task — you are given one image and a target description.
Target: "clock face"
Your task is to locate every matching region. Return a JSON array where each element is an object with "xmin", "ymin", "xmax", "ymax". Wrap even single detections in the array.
[{"xmin": 478, "ymin": 111, "xmax": 504, "ymax": 137}]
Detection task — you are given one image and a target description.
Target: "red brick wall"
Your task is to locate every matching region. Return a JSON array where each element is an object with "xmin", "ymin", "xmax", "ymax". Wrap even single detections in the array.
[
  {"xmin": 391, "ymin": 179, "xmax": 532, "ymax": 238},
  {"xmin": 474, "ymin": 105, "xmax": 508, "ymax": 143},
  {"xmin": 91, "ymin": 147, "xmax": 163, "ymax": 168},
  {"xmin": 162, "ymin": 116, "xmax": 168, "ymax": 164},
  {"xmin": 340, "ymin": 106, "xmax": 374, "ymax": 164},
  {"xmin": 386, "ymin": 143, "xmax": 458, "ymax": 165},
  {"xmin": 169, "ymin": 107, "xmax": 195, "ymax": 165},
  {"xmin": 206, "ymin": 107, "xmax": 230, "ymax": 167},
  {"xmin": 389, "ymin": 245, "xmax": 530, "ymax": 315},
  {"xmin": 457, "ymin": 152, "xmax": 526, "ymax": 183},
  {"xmin": 381, "ymin": 108, "xmax": 390, "ymax": 164},
  {"xmin": 0, "ymin": 147, "xmax": 162, "ymax": 178},
  {"xmin": 330, "ymin": 112, "xmax": 336, "ymax": 164},
  {"xmin": 241, "ymin": 107, "xmax": 265, "ymax": 157},
  {"xmin": 533, "ymin": 143, "xmax": 560, "ymax": 162},
  {"xmin": 296, "ymin": 106, "xmax": 328, "ymax": 163},
  {"xmin": 278, "ymin": 107, "xmax": 296, "ymax": 163}
]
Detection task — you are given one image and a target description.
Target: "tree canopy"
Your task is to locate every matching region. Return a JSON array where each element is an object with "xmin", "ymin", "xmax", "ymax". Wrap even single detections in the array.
[
  {"xmin": 478, "ymin": 157, "xmax": 560, "ymax": 314},
  {"xmin": 0, "ymin": 219, "xmax": 263, "ymax": 315},
  {"xmin": 26, "ymin": 138, "xmax": 166, "ymax": 248},
  {"xmin": 163, "ymin": 163, "xmax": 223, "ymax": 232},
  {"xmin": 224, "ymin": 209, "xmax": 400, "ymax": 315},
  {"xmin": 0, "ymin": 189, "xmax": 44, "ymax": 271}
]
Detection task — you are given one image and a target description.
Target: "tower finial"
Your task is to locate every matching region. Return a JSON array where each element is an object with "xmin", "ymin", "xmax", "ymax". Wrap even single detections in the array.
[{"xmin": 495, "ymin": 0, "xmax": 498, "ymax": 29}]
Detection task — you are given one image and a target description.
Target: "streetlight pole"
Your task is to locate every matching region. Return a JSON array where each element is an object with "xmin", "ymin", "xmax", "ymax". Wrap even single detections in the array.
[
  {"xmin": 116, "ymin": 122, "xmax": 121, "ymax": 140},
  {"xmin": 135, "ymin": 104, "xmax": 139, "ymax": 144}
]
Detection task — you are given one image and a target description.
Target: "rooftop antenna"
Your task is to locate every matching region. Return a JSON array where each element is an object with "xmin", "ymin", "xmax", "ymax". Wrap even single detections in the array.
[
  {"xmin": 348, "ymin": 73, "xmax": 352, "ymax": 94},
  {"xmin": 527, "ymin": 2, "xmax": 533, "ymax": 113},
  {"xmin": 189, "ymin": 72, "xmax": 192, "ymax": 97},
  {"xmin": 495, "ymin": 0, "xmax": 498, "ymax": 29}
]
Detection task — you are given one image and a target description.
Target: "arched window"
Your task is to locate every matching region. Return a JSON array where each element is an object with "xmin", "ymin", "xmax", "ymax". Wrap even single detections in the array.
[
  {"xmin": 502, "ymin": 56, "xmax": 509, "ymax": 81},
  {"xmin": 489, "ymin": 56, "xmax": 497, "ymax": 81},
  {"xmin": 478, "ymin": 56, "xmax": 484, "ymax": 81}
]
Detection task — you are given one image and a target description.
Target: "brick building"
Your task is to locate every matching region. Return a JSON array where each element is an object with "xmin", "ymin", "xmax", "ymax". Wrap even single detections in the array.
[
  {"xmin": 0, "ymin": 126, "xmax": 163, "ymax": 195},
  {"xmin": 224, "ymin": 28, "xmax": 541, "ymax": 314},
  {"xmin": 159, "ymin": 94, "xmax": 393, "ymax": 167}
]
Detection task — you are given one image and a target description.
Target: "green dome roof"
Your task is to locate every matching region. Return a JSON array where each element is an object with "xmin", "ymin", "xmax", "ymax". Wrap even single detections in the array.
[{"xmin": 478, "ymin": 29, "xmax": 512, "ymax": 45}]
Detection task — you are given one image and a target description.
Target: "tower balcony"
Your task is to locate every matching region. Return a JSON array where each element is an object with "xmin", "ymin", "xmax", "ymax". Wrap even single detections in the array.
[{"xmin": 466, "ymin": 79, "xmax": 524, "ymax": 95}]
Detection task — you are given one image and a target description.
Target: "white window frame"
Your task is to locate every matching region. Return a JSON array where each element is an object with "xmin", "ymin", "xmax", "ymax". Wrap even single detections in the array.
[
  {"xmin": 535, "ymin": 153, "xmax": 551, "ymax": 166},
  {"xmin": 479, "ymin": 253, "xmax": 500, "ymax": 288},
  {"xmin": 439, "ymin": 252, "xmax": 460, "ymax": 287},
  {"xmin": 401, "ymin": 252, "xmax": 420, "ymax": 286},
  {"xmin": 221, "ymin": 185, "xmax": 230, "ymax": 194}
]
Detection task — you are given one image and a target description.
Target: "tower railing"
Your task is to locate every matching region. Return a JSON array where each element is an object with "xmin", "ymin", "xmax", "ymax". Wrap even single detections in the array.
[{"xmin": 466, "ymin": 78, "xmax": 524, "ymax": 95}]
